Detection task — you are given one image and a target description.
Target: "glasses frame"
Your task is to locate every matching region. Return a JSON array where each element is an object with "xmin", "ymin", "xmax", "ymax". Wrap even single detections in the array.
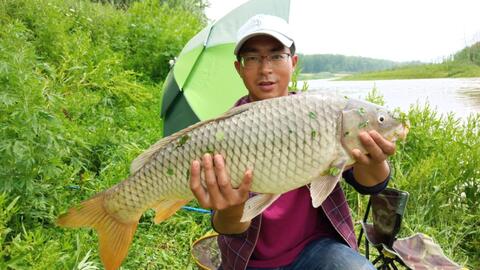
[{"xmin": 239, "ymin": 52, "xmax": 291, "ymax": 69}]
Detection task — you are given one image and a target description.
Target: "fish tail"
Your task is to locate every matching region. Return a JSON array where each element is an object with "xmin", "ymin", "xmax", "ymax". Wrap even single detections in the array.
[{"xmin": 57, "ymin": 194, "xmax": 138, "ymax": 270}]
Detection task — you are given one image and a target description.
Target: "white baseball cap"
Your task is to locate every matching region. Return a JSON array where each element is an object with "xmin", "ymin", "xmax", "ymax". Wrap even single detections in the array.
[{"xmin": 234, "ymin": 14, "xmax": 294, "ymax": 55}]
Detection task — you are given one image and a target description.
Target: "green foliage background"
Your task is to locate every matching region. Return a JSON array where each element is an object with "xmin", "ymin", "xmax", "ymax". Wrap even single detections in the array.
[
  {"xmin": 1, "ymin": 0, "xmax": 210, "ymax": 268},
  {"xmin": 1, "ymin": 0, "xmax": 479, "ymax": 269}
]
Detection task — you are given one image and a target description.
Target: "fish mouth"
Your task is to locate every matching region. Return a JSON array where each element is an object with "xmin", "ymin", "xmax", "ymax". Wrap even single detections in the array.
[
  {"xmin": 398, "ymin": 125, "xmax": 409, "ymax": 140},
  {"xmin": 385, "ymin": 123, "xmax": 409, "ymax": 142}
]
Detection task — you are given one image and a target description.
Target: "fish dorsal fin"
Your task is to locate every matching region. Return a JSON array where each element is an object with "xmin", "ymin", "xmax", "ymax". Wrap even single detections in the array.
[
  {"xmin": 130, "ymin": 136, "xmax": 177, "ymax": 174},
  {"xmin": 130, "ymin": 102, "xmax": 256, "ymax": 174},
  {"xmin": 310, "ymin": 159, "xmax": 348, "ymax": 208},
  {"xmin": 240, "ymin": 193, "xmax": 281, "ymax": 222}
]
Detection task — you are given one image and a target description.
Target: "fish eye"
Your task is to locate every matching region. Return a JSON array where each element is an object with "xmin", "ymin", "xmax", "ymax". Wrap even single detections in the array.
[{"xmin": 378, "ymin": 115, "xmax": 385, "ymax": 123}]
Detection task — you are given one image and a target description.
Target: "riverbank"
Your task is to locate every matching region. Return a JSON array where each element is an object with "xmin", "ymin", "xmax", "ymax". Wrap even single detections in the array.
[
  {"xmin": 299, "ymin": 62, "xmax": 480, "ymax": 81},
  {"xmin": 339, "ymin": 62, "xmax": 480, "ymax": 80},
  {"xmin": 298, "ymin": 72, "xmax": 350, "ymax": 80}
]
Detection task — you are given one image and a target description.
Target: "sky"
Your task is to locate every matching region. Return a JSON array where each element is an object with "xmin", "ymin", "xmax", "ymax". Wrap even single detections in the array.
[{"xmin": 205, "ymin": 0, "xmax": 480, "ymax": 62}]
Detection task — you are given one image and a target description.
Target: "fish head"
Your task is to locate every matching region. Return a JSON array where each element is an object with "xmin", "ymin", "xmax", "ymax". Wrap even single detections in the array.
[{"xmin": 341, "ymin": 98, "xmax": 409, "ymax": 155}]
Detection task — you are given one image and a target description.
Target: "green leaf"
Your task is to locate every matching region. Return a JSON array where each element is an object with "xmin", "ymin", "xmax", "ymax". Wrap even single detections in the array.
[
  {"xmin": 215, "ymin": 131, "xmax": 225, "ymax": 141},
  {"xmin": 328, "ymin": 167, "xmax": 341, "ymax": 176},
  {"xmin": 358, "ymin": 120, "xmax": 369, "ymax": 129}
]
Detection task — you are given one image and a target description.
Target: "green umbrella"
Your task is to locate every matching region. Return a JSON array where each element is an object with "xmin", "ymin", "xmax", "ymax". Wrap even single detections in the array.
[{"xmin": 161, "ymin": 0, "xmax": 291, "ymax": 136}]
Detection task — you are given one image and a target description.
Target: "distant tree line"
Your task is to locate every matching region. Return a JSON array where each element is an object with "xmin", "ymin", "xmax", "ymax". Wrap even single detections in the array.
[
  {"xmin": 452, "ymin": 42, "xmax": 480, "ymax": 66},
  {"xmin": 298, "ymin": 53, "xmax": 421, "ymax": 73}
]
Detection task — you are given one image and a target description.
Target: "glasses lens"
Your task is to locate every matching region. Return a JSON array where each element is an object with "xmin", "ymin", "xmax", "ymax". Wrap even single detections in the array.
[{"xmin": 241, "ymin": 53, "xmax": 290, "ymax": 69}]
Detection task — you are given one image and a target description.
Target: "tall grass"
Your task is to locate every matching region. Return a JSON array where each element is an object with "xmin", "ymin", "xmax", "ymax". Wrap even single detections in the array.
[
  {"xmin": 344, "ymin": 92, "xmax": 480, "ymax": 268},
  {"xmin": 391, "ymin": 107, "xmax": 479, "ymax": 267}
]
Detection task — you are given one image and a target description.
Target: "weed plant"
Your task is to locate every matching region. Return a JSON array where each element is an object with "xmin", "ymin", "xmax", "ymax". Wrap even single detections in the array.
[
  {"xmin": 391, "ymin": 107, "xmax": 479, "ymax": 268},
  {"xmin": 0, "ymin": 0, "xmax": 206, "ymax": 268}
]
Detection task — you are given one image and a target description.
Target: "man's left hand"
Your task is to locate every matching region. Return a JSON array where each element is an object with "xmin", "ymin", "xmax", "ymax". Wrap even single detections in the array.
[{"xmin": 350, "ymin": 130, "xmax": 396, "ymax": 186}]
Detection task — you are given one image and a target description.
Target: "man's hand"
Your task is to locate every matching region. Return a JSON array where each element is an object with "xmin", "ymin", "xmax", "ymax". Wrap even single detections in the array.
[
  {"xmin": 351, "ymin": 130, "xmax": 396, "ymax": 186},
  {"xmin": 190, "ymin": 153, "xmax": 253, "ymax": 210},
  {"xmin": 190, "ymin": 153, "xmax": 253, "ymax": 234}
]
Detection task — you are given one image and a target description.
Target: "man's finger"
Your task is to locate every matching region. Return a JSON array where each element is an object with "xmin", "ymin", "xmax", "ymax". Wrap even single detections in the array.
[
  {"xmin": 202, "ymin": 154, "xmax": 224, "ymax": 206},
  {"xmin": 213, "ymin": 154, "xmax": 235, "ymax": 199},
  {"xmin": 238, "ymin": 169, "xmax": 253, "ymax": 195},
  {"xmin": 369, "ymin": 130, "xmax": 396, "ymax": 156},
  {"xmin": 351, "ymin": 149, "xmax": 370, "ymax": 165},
  {"xmin": 190, "ymin": 160, "xmax": 210, "ymax": 208},
  {"xmin": 359, "ymin": 132, "xmax": 385, "ymax": 162}
]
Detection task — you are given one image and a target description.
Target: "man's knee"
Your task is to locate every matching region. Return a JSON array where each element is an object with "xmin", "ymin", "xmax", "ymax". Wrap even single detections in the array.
[{"xmin": 298, "ymin": 238, "xmax": 375, "ymax": 270}]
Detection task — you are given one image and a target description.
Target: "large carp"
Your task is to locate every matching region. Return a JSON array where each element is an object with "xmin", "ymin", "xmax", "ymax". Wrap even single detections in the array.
[{"xmin": 58, "ymin": 91, "xmax": 408, "ymax": 270}]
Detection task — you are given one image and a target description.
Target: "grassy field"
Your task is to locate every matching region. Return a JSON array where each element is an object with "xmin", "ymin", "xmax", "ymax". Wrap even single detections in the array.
[
  {"xmin": 340, "ymin": 61, "xmax": 480, "ymax": 80},
  {"xmin": 1, "ymin": 0, "xmax": 479, "ymax": 269}
]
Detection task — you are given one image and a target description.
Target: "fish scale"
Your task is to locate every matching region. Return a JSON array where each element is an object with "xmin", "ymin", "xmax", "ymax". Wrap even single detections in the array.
[{"xmin": 57, "ymin": 91, "xmax": 408, "ymax": 270}]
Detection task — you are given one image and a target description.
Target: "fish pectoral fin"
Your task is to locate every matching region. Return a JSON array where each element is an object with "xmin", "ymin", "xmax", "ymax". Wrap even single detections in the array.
[
  {"xmin": 240, "ymin": 194, "xmax": 281, "ymax": 222},
  {"xmin": 152, "ymin": 199, "xmax": 190, "ymax": 224},
  {"xmin": 309, "ymin": 160, "xmax": 347, "ymax": 208},
  {"xmin": 57, "ymin": 194, "xmax": 138, "ymax": 270},
  {"xmin": 309, "ymin": 175, "xmax": 340, "ymax": 208}
]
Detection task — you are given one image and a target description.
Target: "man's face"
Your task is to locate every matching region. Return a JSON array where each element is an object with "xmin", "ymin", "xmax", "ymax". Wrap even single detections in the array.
[{"xmin": 234, "ymin": 35, "xmax": 298, "ymax": 101}]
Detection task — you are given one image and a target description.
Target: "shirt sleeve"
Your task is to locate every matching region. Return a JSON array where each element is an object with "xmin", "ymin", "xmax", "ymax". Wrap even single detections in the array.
[{"xmin": 342, "ymin": 165, "xmax": 390, "ymax": 195}]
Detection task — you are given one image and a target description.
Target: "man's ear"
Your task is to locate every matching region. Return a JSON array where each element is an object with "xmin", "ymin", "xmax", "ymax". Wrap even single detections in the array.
[
  {"xmin": 291, "ymin": 54, "xmax": 298, "ymax": 69},
  {"xmin": 234, "ymin": 60, "xmax": 243, "ymax": 78}
]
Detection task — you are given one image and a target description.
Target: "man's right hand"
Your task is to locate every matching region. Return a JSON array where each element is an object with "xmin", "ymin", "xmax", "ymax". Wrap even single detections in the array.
[{"xmin": 189, "ymin": 153, "xmax": 253, "ymax": 234}]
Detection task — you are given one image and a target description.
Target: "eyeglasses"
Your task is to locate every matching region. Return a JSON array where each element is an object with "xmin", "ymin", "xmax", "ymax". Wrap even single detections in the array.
[{"xmin": 240, "ymin": 53, "xmax": 291, "ymax": 69}]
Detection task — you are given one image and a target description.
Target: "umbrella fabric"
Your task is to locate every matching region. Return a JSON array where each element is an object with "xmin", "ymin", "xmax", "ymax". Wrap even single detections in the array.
[{"xmin": 161, "ymin": 0, "xmax": 291, "ymax": 136}]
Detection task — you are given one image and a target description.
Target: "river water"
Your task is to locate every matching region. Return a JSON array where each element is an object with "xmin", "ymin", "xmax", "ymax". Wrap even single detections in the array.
[{"xmin": 303, "ymin": 78, "xmax": 480, "ymax": 118}]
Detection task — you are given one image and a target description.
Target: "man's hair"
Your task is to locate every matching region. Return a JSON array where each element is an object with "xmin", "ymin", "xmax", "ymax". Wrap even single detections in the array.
[{"xmin": 235, "ymin": 43, "xmax": 296, "ymax": 62}]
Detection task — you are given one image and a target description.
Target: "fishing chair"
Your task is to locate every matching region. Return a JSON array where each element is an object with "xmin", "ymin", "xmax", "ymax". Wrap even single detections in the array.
[
  {"xmin": 357, "ymin": 188, "xmax": 463, "ymax": 270},
  {"xmin": 357, "ymin": 188, "xmax": 410, "ymax": 269}
]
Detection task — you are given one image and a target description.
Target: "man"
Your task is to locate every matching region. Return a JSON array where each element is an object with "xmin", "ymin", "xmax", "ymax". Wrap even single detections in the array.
[{"xmin": 190, "ymin": 14, "xmax": 395, "ymax": 270}]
